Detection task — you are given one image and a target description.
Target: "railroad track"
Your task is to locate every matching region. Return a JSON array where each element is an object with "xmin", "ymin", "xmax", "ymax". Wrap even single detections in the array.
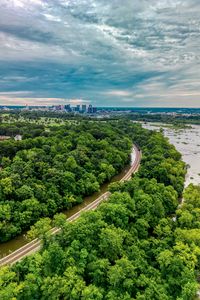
[{"xmin": 0, "ymin": 145, "xmax": 141, "ymax": 267}]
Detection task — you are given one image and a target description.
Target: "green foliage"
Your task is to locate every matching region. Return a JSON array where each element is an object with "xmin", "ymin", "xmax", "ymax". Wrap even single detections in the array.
[
  {"xmin": 129, "ymin": 112, "xmax": 200, "ymax": 126},
  {"xmin": 26, "ymin": 218, "xmax": 52, "ymax": 241},
  {"xmin": 1, "ymin": 119, "xmax": 199, "ymax": 299},
  {"xmin": 0, "ymin": 121, "xmax": 132, "ymax": 242},
  {"xmin": 137, "ymin": 131, "xmax": 186, "ymax": 197}
]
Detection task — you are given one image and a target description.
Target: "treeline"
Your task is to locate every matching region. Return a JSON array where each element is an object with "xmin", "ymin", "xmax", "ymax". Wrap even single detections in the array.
[
  {"xmin": 129, "ymin": 113, "xmax": 200, "ymax": 126},
  {"xmin": 0, "ymin": 123, "xmax": 45, "ymax": 139},
  {"xmin": 0, "ymin": 121, "xmax": 132, "ymax": 242},
  {"xmin": 1, "ymin": 124, "xmax": 199, "ymax": 300},
  {"xmin": 0, "ymin": 110, "xmax": 87, "ymax": 121}
]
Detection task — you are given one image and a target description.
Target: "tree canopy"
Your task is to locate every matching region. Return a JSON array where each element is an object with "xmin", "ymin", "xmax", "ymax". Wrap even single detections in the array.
[
  {"xmin": 0, "ymin": 121, "xmax": 133, "ymax": 242},
  {"xmin": 1, "ymin": 119, "xmax": 199, "ymax": 299}
]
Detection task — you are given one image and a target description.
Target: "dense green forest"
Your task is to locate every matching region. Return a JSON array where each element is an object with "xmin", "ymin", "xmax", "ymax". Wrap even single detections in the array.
[
  {"xmin": 0, "ymin": 123, "xmax": 45, "ymax": 139},
  {"xmin": 129, "ymin": 113, "xmax": 200, "ymax": 126},
  {"xmin": 1, "ymin": 121, "xmax": 198, "ymax": 300},
  {"xmin": 1, "ymin": 110, "xmax": 200, "ymax": 126},
  {"xmin": 0, "ymin": 121, "xmax": 133, "ymax": 242},
  {"xmin": 0, "ymin": 111, "xmax": 86, "ymax": 123}
]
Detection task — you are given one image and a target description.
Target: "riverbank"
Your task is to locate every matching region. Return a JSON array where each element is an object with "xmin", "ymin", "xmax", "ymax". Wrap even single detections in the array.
[
  {"xmin": 0, "ymin": 145, "xmax": 141, "ymax": 265},
  {"xmin": 140, "ymin": 122, "xmax": 200, "ymax": 187}
]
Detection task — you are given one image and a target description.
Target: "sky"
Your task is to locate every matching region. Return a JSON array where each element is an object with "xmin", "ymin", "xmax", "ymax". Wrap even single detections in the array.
[{"xmin": 0, "ymin": 0, "xmax": 200, "ymax": 107}]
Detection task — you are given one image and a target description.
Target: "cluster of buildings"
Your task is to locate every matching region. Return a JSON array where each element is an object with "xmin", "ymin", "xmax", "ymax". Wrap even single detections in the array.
[
  {"xmin": 0, "ymin": 104, "xmax": 98, "ymax": 114},
  {"xmin": 52, "ymin": 104, "xmax": 97, "ymax": 114}
]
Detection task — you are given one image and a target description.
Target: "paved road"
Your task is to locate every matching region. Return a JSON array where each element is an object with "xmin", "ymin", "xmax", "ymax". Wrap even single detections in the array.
[{"xmin": 0, "ymin": 145, "xmax": 141, "ymax": 267}]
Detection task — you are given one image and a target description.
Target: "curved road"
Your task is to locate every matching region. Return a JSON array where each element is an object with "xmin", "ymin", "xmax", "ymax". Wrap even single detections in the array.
[{"xmin": 0, "ymin": 145, "xmax": 141, "ymax": 267}]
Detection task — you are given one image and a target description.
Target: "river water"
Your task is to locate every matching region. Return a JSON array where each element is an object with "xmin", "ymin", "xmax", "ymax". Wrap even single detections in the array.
[
  {"xmin": 0, "ymin": 148, "xmax": 136, "ymax": 258},
  {"xmin": 141, "ymin": 122, "xmax": 200, "ymax": 187}
]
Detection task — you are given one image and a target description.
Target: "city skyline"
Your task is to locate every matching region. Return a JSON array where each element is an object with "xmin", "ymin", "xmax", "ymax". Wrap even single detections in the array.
[{"xmin": 0, "ymin": 0, "xmax": 200, "ymax": 107}]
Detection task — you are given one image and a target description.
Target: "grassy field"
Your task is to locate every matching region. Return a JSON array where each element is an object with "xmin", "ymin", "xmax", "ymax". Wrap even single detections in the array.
[{"xmin": 1, "ymin": 115, "xmax": 79, "ymax": 127}]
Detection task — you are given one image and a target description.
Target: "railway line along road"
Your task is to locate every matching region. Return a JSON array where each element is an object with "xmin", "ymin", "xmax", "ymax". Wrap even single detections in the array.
[{"xmin": 0, "ymin": 144, "xmax": 141, "ymax": 267}]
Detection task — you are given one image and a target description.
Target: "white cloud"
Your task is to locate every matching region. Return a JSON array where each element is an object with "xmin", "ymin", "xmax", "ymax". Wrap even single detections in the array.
[
  {"xmin": 43, "ymin": 14, "xmax": 62, "ymax": 22},
  {"xmin": 104, "ymin": 90, "xmax": 132, "ymax": 97},
  {"xmin": 0, "ymin": 96, "xmax": 90, "ymax": 106},
  {"xmin": 0, "ymin": 91, "xmax": 32, "ymax": 95},
  {"xmin": 0, "ymin": 0, "xmax": 200, "ymax": 106}
]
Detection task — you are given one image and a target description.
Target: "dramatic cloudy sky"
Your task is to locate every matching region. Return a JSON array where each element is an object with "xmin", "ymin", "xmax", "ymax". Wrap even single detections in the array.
[{"xmin": 0, "ymin": 0, "xmax": 200, "ymax": 107}]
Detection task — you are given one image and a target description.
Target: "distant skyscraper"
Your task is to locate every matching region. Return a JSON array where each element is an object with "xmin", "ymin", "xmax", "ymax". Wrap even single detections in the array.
[
  {"xmin": 82, "ymin": 104, "xmax": 87, "ymax": 112},
  {"xmin": 64, "ymin": 104, "xmax": 71, "ymax": 112},
  {"xmin": 88, "ymin": 104, "xmax": 93, "ymax": 114},
  {"xmin": 92, "ymin": 107, "xmax": 97, "ymax": 114},
  {"xmin": 75, "ymin": 105, "xmax": 80, "ymax": 112},
  {"xmin": 87, "ymin": 104, "xmax": 97, "ymax": 114}
]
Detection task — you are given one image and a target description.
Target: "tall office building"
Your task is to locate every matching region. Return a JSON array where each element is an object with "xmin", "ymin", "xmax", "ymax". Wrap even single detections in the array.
[
  {"xmin": 88, "ymin": 104, "xmax": 97, "ymax": 114},
  {"xmin": 93, "ymin": 107, "xmax": 97, "ymax": 114},
  {"xmin": 88, "ymin": 104, "xmax": 93, "ymax": 114},
  {"xmin": 64, "ymin": 104, "xmax": 71, "ymax": 112},
  {"xmin": 75, "ymin": 105, "xmax": 80, "ymax": 112},
  {"xmin": 82, "ymin": 104, "xmax": 87, "ymax": 112}
]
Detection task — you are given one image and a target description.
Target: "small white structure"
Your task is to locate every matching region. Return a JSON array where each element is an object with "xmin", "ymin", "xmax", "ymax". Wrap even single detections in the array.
[{"xmin": 14, "ymin": 135, "xmax": 22, "ymax": 141}]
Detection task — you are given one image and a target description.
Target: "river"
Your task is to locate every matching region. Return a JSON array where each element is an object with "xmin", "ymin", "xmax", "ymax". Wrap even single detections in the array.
[
  {"xmin": 141, "ymin": 122, "xmax": 200, "ymax": 187},
  {"xmin": 0, "ymin": 148, "xmax": 136, "ymax": 258}
]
